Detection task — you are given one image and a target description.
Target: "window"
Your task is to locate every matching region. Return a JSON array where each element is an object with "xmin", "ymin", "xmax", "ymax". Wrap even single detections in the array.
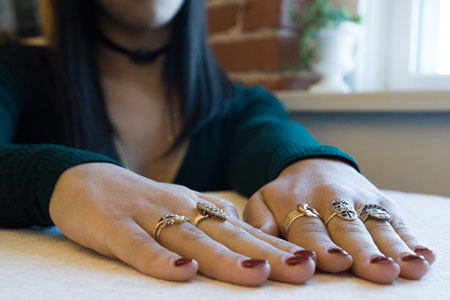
[
  {"xmin": 416, "ymin": 0, "xmax": 450, "ymax": 75},
  {"xmin": 355, "ymin": 0, "xmax": 450, "ymax": 92}
]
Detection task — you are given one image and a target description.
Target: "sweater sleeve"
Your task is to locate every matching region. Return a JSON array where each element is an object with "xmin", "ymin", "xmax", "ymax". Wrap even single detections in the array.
[
  {"xmin": 227, "ymin": 85, "xmax": 359, "ymax": 197},
  {"xmin": 0, "ymin": 45, "xmax": 122, "ymax": 228}
]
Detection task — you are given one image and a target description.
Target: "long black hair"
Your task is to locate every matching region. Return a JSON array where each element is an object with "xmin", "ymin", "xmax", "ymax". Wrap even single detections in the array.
[{"xmin": 44, "ymin": 0, "xmax": 234, "ymax": 154}]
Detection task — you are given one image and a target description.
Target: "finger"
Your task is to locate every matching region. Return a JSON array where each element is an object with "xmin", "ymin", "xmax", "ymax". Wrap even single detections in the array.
[
  {"xmin": 326, "ymin": 209, "xmax": 401, "ymax": 284},
  {"xmin": 364, "ymin": 218, "xmax": 429, "ymax": 280},
  {"xmin": 142, "ymin": 218, "xmax": 271, "ymax": 286},
  {"xmin": 381, "ymin": 200, "xmax": 436, "ymax": 265},
  {"xmin": 390, "ymin": 216, "xmax": 436, "ymax": 264},
  {"xmin": 105, "ymin": 220, "xmax": 198, "ymax": 282},
  {"xmin": 286, "ymin": 214, "xmax": 353, "ymax": 273},
  {"xmin": 248, "ymin": 192, "xmax": 352, "ymax": 273},
  {"xmin": 243, "ymin": 192, "xmax": 280, "ymax": 236},
  {"xmin": 229, "ymin": 218, "xmax": 317, "ymax": 261},
  {"xmin": 198, "ymin": 218, "xmax": 315, "ymax": 284},
  {"xmin": 205, "ymin": 194, "xmax": 318, "ymax": 264}
]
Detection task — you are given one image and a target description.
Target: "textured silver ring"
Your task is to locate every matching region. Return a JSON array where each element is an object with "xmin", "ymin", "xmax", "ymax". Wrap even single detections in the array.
[
  {"xmin": 192, "ymin": 202, "xmax": 228, "ymax": 226},
  {"xmin": 324, "ymin": 197, "xmax": 358, "ymax": 227},
  {"xmin": 357, "ymin": 204, "xmax": 391, "ymax": 223}
]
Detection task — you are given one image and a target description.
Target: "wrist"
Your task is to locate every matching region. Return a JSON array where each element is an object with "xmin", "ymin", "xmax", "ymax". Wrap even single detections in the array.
[{"xmin": 278, "ymin": 158, "xmax": 357, "ymax": 179}]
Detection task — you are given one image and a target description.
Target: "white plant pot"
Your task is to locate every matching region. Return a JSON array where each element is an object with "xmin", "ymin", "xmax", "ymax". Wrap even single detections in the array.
[{"xmin": 308, "ymin": 21, "xmax": 362, "ymax": 94}]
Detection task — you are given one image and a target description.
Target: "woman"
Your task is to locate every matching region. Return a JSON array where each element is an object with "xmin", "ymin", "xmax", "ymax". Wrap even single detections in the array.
[{"xmin": 0, "ymin": 0, "xmax": 435, "ymax": 286}]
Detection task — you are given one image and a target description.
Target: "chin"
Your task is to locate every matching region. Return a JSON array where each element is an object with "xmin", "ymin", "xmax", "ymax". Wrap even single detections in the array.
[{"xmin": 97, "ymin": 0, "xmax": 185, "ymax": 30}]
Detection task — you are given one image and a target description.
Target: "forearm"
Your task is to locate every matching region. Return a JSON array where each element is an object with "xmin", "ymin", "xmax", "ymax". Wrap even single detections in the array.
[{"xmin": 0, "ymin": 143, "xmax": 122, "ymax": 227}]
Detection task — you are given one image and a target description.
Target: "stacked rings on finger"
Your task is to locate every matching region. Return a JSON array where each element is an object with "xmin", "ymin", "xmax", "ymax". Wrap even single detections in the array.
[
  {"xmin": 357, "ymin": 204, "xmax": 391, "ymax": 223},
  {"xmin": 192, "ymin": 202, "xmax": 228, "ymax": 226},
  {"xmin": 284, "ymin": 203, "xmax": 321, "ymax": 233},
  {"xmin": 324, "ymin": 197, "xmax": 358, "ymax": 227},
  {"xmin": 153, "ymin": 213, "xmax": 191, "ymax": 241}
]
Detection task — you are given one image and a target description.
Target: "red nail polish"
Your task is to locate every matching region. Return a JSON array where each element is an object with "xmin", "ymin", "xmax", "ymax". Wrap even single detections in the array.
[
  {"xmin": 174, "ymin": 258, "xmax": 193, "ymax": 267},
  {"xmin": 286, "ymin": 256, "xmax": 311, "ymax": 266},
  {"xmin": 327, "ymin": 248, "xmax": 348, "ymax": 255},
  {"xmin": 414, "ymin": 247, "xmax": 432, "ymax": 254},
  {"xmin": 370, "ymin": 256, "xmax": 394, "ymax": 264},
  {"xmin": 241, "ymin": 259, "xmax": 267, "ymax": 268},
  {"xmin": 402, "ymin": 254, "xmax": 425, "ymax": 262},
  {"xmin": 294, "ymin": 250, "xmax": 316, "ymax": 257}
]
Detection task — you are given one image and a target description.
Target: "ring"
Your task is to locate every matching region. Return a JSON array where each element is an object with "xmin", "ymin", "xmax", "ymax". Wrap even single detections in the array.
[
  {"xmin": 284, "ymin": 203, "xmax": 321, "ymax": 232},
  {"xmin": 324, "ymin": 197, "xmax": 358, "ymax": 227},
  {"xmin": 192, "ymin": 202, "xmax": 228, "ymax": 226},
  {"xmin": 357, "ymin": 204, "xmax": 391, "ymax": 223},
  {"xmin": 152, "ymin": 213, "xmax": 191, "ymax": 241}
]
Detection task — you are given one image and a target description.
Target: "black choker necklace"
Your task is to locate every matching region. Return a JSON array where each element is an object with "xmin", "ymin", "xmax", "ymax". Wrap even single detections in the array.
[{"xmin": 98, "ymin": 34, "xmax": 170, "ymax": 64}]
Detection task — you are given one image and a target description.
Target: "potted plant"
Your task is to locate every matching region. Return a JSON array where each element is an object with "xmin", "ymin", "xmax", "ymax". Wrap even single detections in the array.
[{"xmin": 291, "ymin": 0, "xmax": 362, "ymax": 93}]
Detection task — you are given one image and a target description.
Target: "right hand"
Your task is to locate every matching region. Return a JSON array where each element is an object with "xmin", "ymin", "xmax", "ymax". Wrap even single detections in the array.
[{"xmin": 49, "ymin": 163, "xmax": 316, "ymax": 286}]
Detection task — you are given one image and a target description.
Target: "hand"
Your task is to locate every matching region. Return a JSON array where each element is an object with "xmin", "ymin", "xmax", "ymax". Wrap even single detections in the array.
[
  {"xmin": 243, "ymin": 159, "xmax": 436, "ymax": 284},
  {"xmin": 49, "ymin": 163, "xmax": 317, "ymax": 286}
]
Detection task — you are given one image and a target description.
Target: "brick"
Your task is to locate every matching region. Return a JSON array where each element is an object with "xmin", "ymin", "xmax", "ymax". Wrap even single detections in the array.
[
  {"xmin": 233, "ymin": 75, "xmax": 318, "ymax": 91},
  {"xmin": 207, "ymin": 3, "xmax": 240, "ymax": 34},
  {"xmin": 243, "ymin": 0, "xmax": 304, "ymax": 30},
  {"xmin": 211, "ymin": 34, "xmax": 300, "ymax": 72}
]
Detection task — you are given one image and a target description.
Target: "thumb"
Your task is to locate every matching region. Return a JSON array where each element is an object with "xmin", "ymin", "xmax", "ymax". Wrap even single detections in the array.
[{"xmin": 243, "ymin": 191, "xmax": 280, "ymax": 237}]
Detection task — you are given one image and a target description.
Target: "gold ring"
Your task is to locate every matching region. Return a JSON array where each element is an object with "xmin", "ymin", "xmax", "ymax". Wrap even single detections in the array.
[
  {"xmin": 357, "ymin": 204, "xmax": 391, "ymax": 223},
  {"xmin": 324, "ymin": 197, "xmax": 358, "ymax": 227},
  {"xmin": 152, "ymin": 213, "xmax": 190, "ymax": 241},
  {"xmin": 284, "ymin": 203, "xmax": 321, "ymax": 233},
  {"xmin": 192, "ymin": 202, "xmax": 228, "ymax": 226}
]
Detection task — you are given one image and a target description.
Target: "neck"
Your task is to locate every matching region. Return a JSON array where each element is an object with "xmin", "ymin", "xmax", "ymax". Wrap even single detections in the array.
[{"xmin": 96, "ymin": 14, "xmax": 172, "ymax": 71}]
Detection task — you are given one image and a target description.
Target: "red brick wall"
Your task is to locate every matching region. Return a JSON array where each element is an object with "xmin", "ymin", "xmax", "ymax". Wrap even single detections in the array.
[{"xmin": 207, "ymin": 0, "xmax": 317, "ymax": 91}]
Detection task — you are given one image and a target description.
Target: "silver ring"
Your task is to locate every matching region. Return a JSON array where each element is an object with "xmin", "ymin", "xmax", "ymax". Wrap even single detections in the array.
[
  {"xmin": 192, "ymin": 202, "xmax": 228, "ymax": 226},
  {"xmin": 324, "ymin": 197, "xmax": 358, "ymax": 227},
  {"xmin": 357, "ymin": 204, "xmax": 391, "ymax": 223}
]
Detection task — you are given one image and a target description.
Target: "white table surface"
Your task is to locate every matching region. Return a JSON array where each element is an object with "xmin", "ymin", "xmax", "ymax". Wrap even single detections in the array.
[{"xmin": 1, "ymin": 190, "xmax": 448, "ymax": 300}]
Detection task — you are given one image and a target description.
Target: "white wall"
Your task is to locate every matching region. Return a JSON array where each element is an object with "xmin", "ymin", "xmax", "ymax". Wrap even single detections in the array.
[{"xmin": 290, "ymin": 112, "xmax": 450, "ymax": 197}]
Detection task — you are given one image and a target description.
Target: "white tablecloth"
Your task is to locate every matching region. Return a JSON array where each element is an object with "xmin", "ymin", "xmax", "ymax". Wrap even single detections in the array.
[{"xmin": 0, "ymin": 190, "xmax": 448, "ymax": 299}]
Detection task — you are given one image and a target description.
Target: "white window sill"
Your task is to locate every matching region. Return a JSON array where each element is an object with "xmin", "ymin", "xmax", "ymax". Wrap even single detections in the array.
[{"xmin": 276, "ymin": 90, "xmax": 450, "ymax": 113}]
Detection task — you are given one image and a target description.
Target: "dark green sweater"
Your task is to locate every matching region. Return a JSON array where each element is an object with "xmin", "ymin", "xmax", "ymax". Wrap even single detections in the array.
[{"xmin": 0, "ymin": 41, "xmax": 358, "ymax": 228}]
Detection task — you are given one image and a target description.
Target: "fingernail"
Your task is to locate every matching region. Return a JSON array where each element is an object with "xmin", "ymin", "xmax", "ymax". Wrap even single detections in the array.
[
  {"xmin": 402, "ymin": 254, "xmax": 425, "ymax": 262},
  {"xmin": 370, "ymin": 255, "xmax": 394, "ymax": 264},
  {"xmin": 174, "ymin": 258, "xmax": 193, "ymax": 267},
  {"xmin": 294, "ymin": 250, "xmax": 315, "ymax": 257},
  {"xmin": 241, "ymin": 259, "xmax": 267, "ymax": 269},
  {"xmin": 286, "ymin": 256, "xmax": 311, "ymax": 266},
  {"xmin": 414, "ymin": 246, "xmax": 432, "ymax": 254},
  {"xmin": 327, "ymin": 248, "xmax": 349, "ymax": 255}
]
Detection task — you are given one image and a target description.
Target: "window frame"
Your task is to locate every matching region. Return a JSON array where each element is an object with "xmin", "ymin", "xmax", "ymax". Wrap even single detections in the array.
[{"xmin": 355, "ymin": 0, "xmax": 450, "ymax": 92}]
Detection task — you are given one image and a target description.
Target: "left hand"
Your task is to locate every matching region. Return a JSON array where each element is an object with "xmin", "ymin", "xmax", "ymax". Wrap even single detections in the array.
[{"xmin": 243, "ymin": 159, "xmax": 436, "ymax": 284}]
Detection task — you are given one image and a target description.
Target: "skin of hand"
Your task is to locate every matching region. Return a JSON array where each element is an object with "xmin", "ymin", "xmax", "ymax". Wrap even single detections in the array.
[
  {"xmin": 49, "ymin": 163, "xmax": 317, "ymax": 286},
  {"xmin": 243, "ymin": 158, "xmax": 436, "ymax": 284}
]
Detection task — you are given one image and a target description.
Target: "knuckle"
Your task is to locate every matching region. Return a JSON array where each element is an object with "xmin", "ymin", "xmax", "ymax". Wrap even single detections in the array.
[
  {"xmin": 391, "ymin": 219, "xmax": 417, "ymax": 242},
  {"xmin": 391, "ymin": 219, "xmax": 409, "ymax": 232},
  {"xmin": 290, "ymin": 220, "xmax": 327, "ymax": 236},
  {"xmin": 365, "ymin": 221, "xmax": 393, "ymax": 233},
  {"xmin": 279, "ymin": 194, "xmax": 300, "ymax": 204},
  {"xmin": 331, "ymin": 220, "xmax": 364, "ymax": 234},
  {"xmin": 177, "ymin": 226, "xmax": 209, "ymax": 246},
  {"xmin": 222, "ymin": 227, "xmax": 248, "ymax": 241},
  {"xmin": 313, "ymin": 183, "xmax": 349, "ymax": 198},
  {"xmin": 217, "ymin": 200, "xmax": 238, "ymax": 217}
]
